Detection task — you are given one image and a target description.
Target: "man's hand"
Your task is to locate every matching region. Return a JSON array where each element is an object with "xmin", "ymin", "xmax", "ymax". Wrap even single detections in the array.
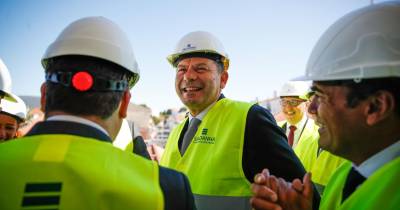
[
  {"xmin": 250, "ymin": 169, "xmax": 314, "ymax": 210},
  {"xmin": 250, "ymin": 169, "xmax": 281, "ymax": 210},
  {"xmin": 147, "ymin": 144, "xmax": 164, "ymax": 163}
]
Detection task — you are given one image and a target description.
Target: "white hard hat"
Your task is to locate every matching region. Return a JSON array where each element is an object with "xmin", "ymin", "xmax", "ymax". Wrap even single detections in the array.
[
  {"xmin": 42, "ymin": 16, "xmax": 140, "ymax": 87},
  {"xmin": 1, "ymin": 94, "xmax": 27, "ymax": 122},
  {"xmin": 279, "ymin": 81, "xmax": 310, "ymax": 98},
  {"xmin": 167, "ymin": 31, "xmax": 230, "ymax": 70},
  {"xmin": 0, "ymin": 58, "xmax": 17, "ymax": 102},
  {"xmin": 297, "ymin": 1, "xmax": 400, "ymax": 81}
]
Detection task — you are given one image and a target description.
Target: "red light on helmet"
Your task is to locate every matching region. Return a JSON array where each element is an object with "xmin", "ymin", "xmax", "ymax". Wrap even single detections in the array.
[{"xmin": 72, "ymin": 71, "xmax": 93, "ymax": 91}]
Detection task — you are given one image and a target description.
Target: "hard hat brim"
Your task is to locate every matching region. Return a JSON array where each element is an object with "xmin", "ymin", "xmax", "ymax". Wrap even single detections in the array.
[
  {"xmin": 0, "ymin": 92, "xmax": 27, "ymax": 121},
  {"xmin": 294, "ymin": 65, "xmax": 400, "ymax": 82},
  {"xmin": 0, "ymin": 90, "xmax": 17, "ymax": 102},
  {"xmin": 168, "ymin": 50, "xmax": 229, "ymax": 66}
]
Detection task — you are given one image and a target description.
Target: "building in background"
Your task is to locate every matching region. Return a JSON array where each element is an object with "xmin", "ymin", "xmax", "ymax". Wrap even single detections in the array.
[{"xmin": 125, "ymin": 104, "xmax": 153, "ymax": 140}]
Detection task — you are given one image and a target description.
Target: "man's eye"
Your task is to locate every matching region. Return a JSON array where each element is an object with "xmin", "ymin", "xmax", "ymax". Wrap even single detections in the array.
[
  {"xmin": 6, "ymin": 126, "xmax": 16, "ymax": 130},
  {"xmin": 195, "ymin": 67, "xmax": 207, "ymax": 72},
  {"xmin": 314, "ymin": 93, "xmax": 325, "ymax": 102}
]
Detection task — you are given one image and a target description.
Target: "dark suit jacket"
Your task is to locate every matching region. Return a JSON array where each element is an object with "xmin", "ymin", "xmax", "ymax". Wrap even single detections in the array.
[
  {"xmin": 178, "ymin": 95, "xmax": 320, "ymax": 209},
  {"xmin": 27, "ymin": 120, "xmax": 196, "ymax": 210},
  {"xmin": 133, "ymin": 135, "xmax": 152, "ymax": 159}
]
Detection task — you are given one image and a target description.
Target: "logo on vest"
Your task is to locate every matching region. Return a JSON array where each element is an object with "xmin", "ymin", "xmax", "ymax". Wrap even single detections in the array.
[{"xmin": 193, "ymin": 128, "xmax": 215, "ymax": 144}]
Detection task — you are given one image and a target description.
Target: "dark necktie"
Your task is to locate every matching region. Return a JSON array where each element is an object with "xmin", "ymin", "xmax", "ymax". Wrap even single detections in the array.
[
  {"xmin": 180, "ymin": 118, "xmax": 201, "ymax": 155},
  {"xmin": 288, "ymin": 125, "xmax": 297, "ymax": 147},
  {"xmin": 342, "ymin": 167, "xmax": 366, "ymax": 202}
]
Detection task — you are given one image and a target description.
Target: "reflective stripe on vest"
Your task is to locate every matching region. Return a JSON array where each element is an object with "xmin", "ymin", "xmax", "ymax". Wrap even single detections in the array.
[
  {"xmin": 161, "ymin": 98, "xmax": 253, "ymax": 209},
  {"xmin": 194, "ymin": 194, "xmax": 251, "ymax": 210},
  {"xmin": 0, "ymin": 134, "xmax": 164, "ymax": 210},
  {"xmin": 320, "ymin": 157, "xmax": 400, "ymax": 210}
]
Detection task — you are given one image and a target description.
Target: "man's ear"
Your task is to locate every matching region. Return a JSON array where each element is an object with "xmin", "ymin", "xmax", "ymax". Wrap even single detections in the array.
[
  {"xmin": 366, "ymin": 91, "xmax": 395, "ymax": 125},
  {"xmin": 40, "ymin": 83, "xmax": 46, "ymax": 112},
  {"xmin": 220, "ymin": 71, "xmax": 229, "ymax": 89},
  {"xmin": 16, "ymin": 129, "xmax": 23, "ymax": 138},
  {"xmin": 119, "ymin": 90, "xmax": 131, "ymax": 118}
]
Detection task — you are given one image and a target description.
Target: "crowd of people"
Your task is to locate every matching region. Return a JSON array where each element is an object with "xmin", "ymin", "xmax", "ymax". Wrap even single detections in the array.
[{"xmin": 0, "ymin": 1, "xmax": 399, "ymax": 210}]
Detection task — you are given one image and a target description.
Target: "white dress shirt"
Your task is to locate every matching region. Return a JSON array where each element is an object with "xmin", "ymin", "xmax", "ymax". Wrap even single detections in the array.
[
  {"xmin": 286, "ymin": 113, "xmax": 308, "ymax": 148},
  {"xmin": 47, "ymin": 115, "xmax": 110, "ymax": 138}
]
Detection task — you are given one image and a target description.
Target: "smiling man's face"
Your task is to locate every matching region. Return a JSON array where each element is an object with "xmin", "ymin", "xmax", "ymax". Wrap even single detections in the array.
[
  {"xmin": 175, "ymin": 57, "xmax": 228, "ymax": 116},
  {"xmin": 0, "ymin": 113, "xmax": 18, "ymax": 142},
  {"xmin": 309, "ymin": 82, "xmax": 366, "ymax": 157},
  {"xmin": 280, "ymin": 97, "xmax": 305, "ymax": 125}
]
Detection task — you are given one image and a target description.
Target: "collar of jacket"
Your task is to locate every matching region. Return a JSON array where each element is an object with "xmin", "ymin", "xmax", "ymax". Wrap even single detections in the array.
[{"xmin": 25, "ymin": 120, "xmax": 112, "ymax": 143}]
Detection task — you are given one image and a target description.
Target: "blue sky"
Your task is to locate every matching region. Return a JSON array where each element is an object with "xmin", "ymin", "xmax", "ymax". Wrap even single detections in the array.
[{"xmin": 0, "ymin": 0, "xmax": 383, "ymax": 114}]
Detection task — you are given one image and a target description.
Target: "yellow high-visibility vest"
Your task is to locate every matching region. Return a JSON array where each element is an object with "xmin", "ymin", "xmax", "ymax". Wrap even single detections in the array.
[
  {"xmin": 320, "ymin": 158, "xmax": 400, "ymax": 209},
  {"xmin": 0, "ymin": 134, "xmax": 164, "ymax": 210},
  {"xmin": 161, "ymin": 98, "xmax": 253, "ymax": 210}
]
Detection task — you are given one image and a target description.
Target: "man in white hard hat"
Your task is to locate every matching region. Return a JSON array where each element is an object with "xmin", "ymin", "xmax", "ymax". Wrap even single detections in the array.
[
  {"xmin": 278, "ymin": 81, "xmax": 313, "ymax": 149},
  {"xmin": 0, "ymin": 94, "xmax": 27, "ymax": 141},
  {"xmin": 160, "ymin": 31, "xmax": 320, "ymax": 210},
  {"xmin": 0, "ymin": 17, "xmax": 195, "ymax": 210},
  {"xmin": 251, "ymin": 2, "xmax": 400, "ymax": 210},
  {"xmin": 0, "ymin": 58, "xmax": 27, "ymax": 141},
  {"xmin": 278, "ymin": 81, "xmax": 345, "ymax": 195}
]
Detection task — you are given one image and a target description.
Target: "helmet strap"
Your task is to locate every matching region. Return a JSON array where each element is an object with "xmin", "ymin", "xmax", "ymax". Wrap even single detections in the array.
[{"xmin": 45, "ymin": 71, "xmax": 128, "ymax": 92}]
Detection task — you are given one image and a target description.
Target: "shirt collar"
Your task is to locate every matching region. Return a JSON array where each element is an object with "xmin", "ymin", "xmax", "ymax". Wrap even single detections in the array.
[
  {"xmin": 188, "ymin": 94, "xmax": 223, "ymax": 121},
  {"xmin": 189, "ymin": 101, "xmax": 216, "ymax": 122},
  {"xmin": 47, "ymin": 115, "xmax": 110, "ymax": 138},
  {"xmin": 354, "ymin": 140, "xmax": 400, "ymax": 178}
]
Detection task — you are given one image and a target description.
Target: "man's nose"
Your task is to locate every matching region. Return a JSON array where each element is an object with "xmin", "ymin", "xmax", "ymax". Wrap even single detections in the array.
[
  {"xmin": 308, "ymin": 97, "xmax": 318, "ymax": 115},
  {"xmin": 183, "ymin": 67, "xmax": 197, "ymax": 81},
  {"xmin": 282, "ymin": 104, "xmax": 294, "ymax": 112}
]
